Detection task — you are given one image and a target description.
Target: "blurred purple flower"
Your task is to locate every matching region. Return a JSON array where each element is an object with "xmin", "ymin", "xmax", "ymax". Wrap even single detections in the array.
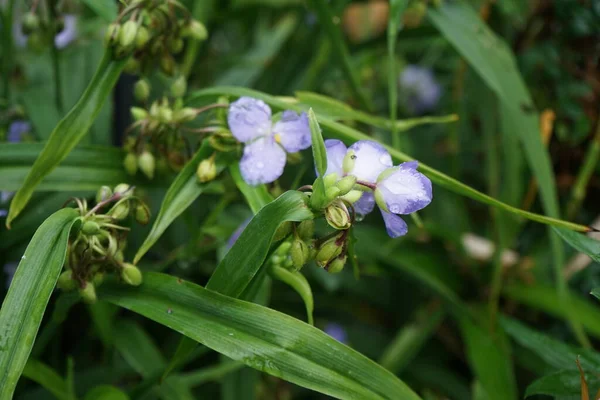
[
  {"xmin": 4, "ymin": 262, "xmax": 17, "ymax": 289},
  {"xmin": 322, "ymin": 139, "xmax": 432, "ymax": 237},
  {"xmin": 324, "ymin": 323, "xmax": 347, "ymax": 343},
  {"xmin": 7, "ymin": 120, "xmax": 30, "ymax": 143},
  {"xmin": 13, "ymin": 14, "xmax": 77, "ymax": 49},
  {"xmin": 226, "ymin": 218, "xmax": 251, "ymax": 250},
  {"xmin": 228, "ymin": 97, "xmax": 311, "ymax": 185},
  {"xmin": 399, "ymin": 65, "xmax": 442, "ymax": 114}
]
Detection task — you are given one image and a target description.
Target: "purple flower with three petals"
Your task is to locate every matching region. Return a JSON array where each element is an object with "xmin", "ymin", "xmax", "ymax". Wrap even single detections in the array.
[
  {"xmin": 228, "ymin": 97, "xmax": 311, "ymax": 185},
  {"xmin": 322, "ymin": 139, "xmax": 432, "ymax": 237}
]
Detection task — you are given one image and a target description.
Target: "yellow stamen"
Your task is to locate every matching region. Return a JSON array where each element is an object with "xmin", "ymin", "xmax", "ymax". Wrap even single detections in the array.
[{"xmin": 274, "ymin": 133, "xmax": 282, "ymax": 143}]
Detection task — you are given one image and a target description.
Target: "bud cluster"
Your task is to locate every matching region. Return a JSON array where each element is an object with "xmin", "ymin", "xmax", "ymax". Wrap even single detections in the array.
[
  {"xmin": 57, "ymin": 184, "xmax": 149, "ymax": 303},
  {"xmin": 269, "ymin": 220, "xmax": 314, "ymax": 272},
  {"xmin": 105, "ymin": 0, "xmax": 208, "ymax": 75}
]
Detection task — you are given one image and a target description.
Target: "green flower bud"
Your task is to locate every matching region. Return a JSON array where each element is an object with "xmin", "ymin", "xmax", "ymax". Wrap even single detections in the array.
[
  {"xmin": 157, "ymin": 106, "xmax": 173, "ymax": 123},
  {"xmin": 323, "ymin": 173, "xmax": 339, "ymax": 188},
  {"xmin": 343, "ymin": 150, "xmax": 356, "ymax": 174},
  {"xmin": 270, "ymin": 255, "xmax": 283, "ymax": 265},
  {"xmin": 326, "ymin": 256, "xmax": 346, "ymax": 274},
  {"xmin": 22, "ymin": 12, "xmax": 40, "ymax": 35},
  {"xmin": 174, "ymin": 108, "xmax": 197, "ymax": 123},
  {"xmin": 134, "ymin": 80, "xmax": 151, "ymax": 102},
  {"xmin": 183, "ymin": 20, "xmax": 208, "ymax": 41},
  {"xmin": 273, "ymin": 221, "xmax": 292, "ymax": 242},
  {"xmin": 325, "ymin": 201, "xmax": 351, "ymax": 230},
  {"xmin": 114, "ymin": 250, "xmax": 124, "ymax": 263},
  {"xmin": 315, "ymin": 237, "xmax": 343, "ymax": 266},
  {"xmin": 109, "ymin": 200, "xmax": 130, "ymax": 220},
  {"xmin": 170, "ymin": 76, "xmax": 187, "ymax": 98},
  {"xmin": 119, "ymin": 20, "xmax": 139, "ymax": 48},
  {"xmin": 131, "ymin": 107, "xmax": 148, "ymax": 122},
  {"xmin": 82, "ymin": 220, "xmax": 101, "ymax": 236},
  {"xmin": 57, "ymin": 270, "xmax": 76, "ymax": 291},
  {"xmin": 335, "ymin": 175, "xmax": 357, "ymax": 196},
  {"xmin": 96, "ymin": 186, "xmax": 113, "ymax": 203},
  {"xmin": 296, "ymin": 220, "xmax": 314, "ymax": 240},
  {"xmin": 123, "ymin": 152, "xmax": 138, "ymax": 175},
  {"xmin": 27, "ymin": 32, "xmax": 45, "ymax": 52},
  {"xmin": 291, "ymin": 239, "xmax": 310, "ymax": 270},
  {"xmin": 121, "ymin": 263, "xmax": 143, "ymax": 286},
  {"xmin": 196, "ymin": 158, "xmax": 216, "ymax": 183},
  {"xmin": 105, "ymin": 23, "xmax": 120, "ymax": 46},
  {"xmin": 93, "ymin": 272, "xmax": 105, "ymax": 287},
  {"xmin": 169, "ymin": 37, "xmax": 184, "ymax": 54},
  {"xmin": 138, "ymin": 151, "xmax": 155, "ymax": 179},
  {"xmin": 374, "ymin": 188, "xmax": 388, "ymax": 213},
  {"xmin": 79, "ymin": 281, "xmax": 97, "ymax": 304},
  {"xmin": 275, "ymin": 241, "xmax": 292, "ymax": 256},
  {"xmin": 325, "ymin": 186, "xmax": 341, "ymax": 201},
  {"xmin": 341, "ymin": 190, "xmax": 363, "ymax": 204},
  {"xmin": 160, "ymin": 54, "xmax": 176, "ymax": 76},
  {"xmin": 135, "ymin": 25, "xmax": 151, "ymax": 49},
  {"xmin": 113, "ymin": 183, "xmax": 132, "ymax": 196},
  {"xmin": 135, "ymin": 202, "xmax": 150, "ymax": 225},
  {"xmin": 123, "ymin": 57, "xmax": 140, "ymax": 74}
]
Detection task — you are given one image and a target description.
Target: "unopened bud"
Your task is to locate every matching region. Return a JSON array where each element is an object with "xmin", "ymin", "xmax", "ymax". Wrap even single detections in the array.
[
  {"xmin": 93, "ymin": 272, "xmax": 105, "ymax": 287},
  {"xmin": 160, "ymin": 54, "xmax": 176, "ymax": 76},
  {"xmin": 105, "ymin": 23, "xmax": 120, "ymax": 45},
  {"xmin": 113, "ymin": 183, "xmax": 132, "ymax": 196},
  {"xmin": 109, "ymin": 200, "xmax": 130, "ymax": 220},
  {"xmin": 96, "ymin": 186, "xmax": 112, "ymax": 203},
  {"xmin": 22, "ymin": 12, "xmax": 40, "ymax": 34},
  {"xmin": 121, "ymin": 263, "xmax": 143, "ymax": 286},
  {"xmin": 323, "ymin": 173, "xmax": 339, "ymax": 188},
  {"xmin": 275, "ymin": 241, "xmax": 292, "ymax": 256},
  {"xmin": 57, "ymin": 270, "xmax": 76, "ymax": 291},
  {"xmin": 183, "ymin": 20, "xmax": 208, "ymax": 41},
  {"xmin": 171, "ymin": 76, "xmax": 187, "ymax": 98},
  {"xmin": 325, "ymin": 201, "xmax": 351, "ymax": 230},
  {"xmin": 135, "ymin": 25, "xmax": 150, "ymax": 49},
  {"xmin": 82, "ymin": 220, "xmax": 101, "ymax": 236},
  {"xmin": 123, "ymin": 57, "xmax": 140, "ymax": 74},
  {"xmin": 157, "ymin": 106, "xmax": 173, "ymax": 123},
  {"xmin": 296, "ymin": 220, "xmax": 314, "ymax": 240},
  {"xmin": 343, "ymin": 150, "xmax": 356, "ymax": 174},
  {"xmin": 79, "ymin": 281, "xmax": 97, "ymax": 304},
  {"xmin": 134, "ymin": 80, "xmax": 151, "ymax": 102},
  {"xmin": 315, "ymin": 237, "xmax": 343, "ymax": 266},
  {"xmin": 119, "ymin": 20, "xmax": 139, "ymax": 48},
  {"xmin": 326, "ymin": 256, "xmax": 346, "ymax": 274},
  {"xmin": 174, "ymin": 108, "xmax": 197, "ymax": 123},
  {"xmin": 138, "ymin": 151, "xmax": 155, "ymax": 179},
  {"xmin": 124, "ymin": 152, "xmax": 138, "ymax": 175},
  {"xmin": 135, "ymin": 202, "xmax": 150, "ymax": 225},
  {"xmin": 290, "ymin": 239, "xmax": 310, "ymax": 270},
  {"xmin": 169, "ymin": 37, "xmax": 184, "ymax": 54},
  {"xmin": 114, "ymin": 250, "xmax": 124, "ymax": 263},
  {"xmin": 196, "ymin": 158, "xmax": 216, "ymax": 183},
  {"xmin": 336, "ymin": 175, "xmax": 357, "ymax": 195},
  {"xmin": 274, "ymin": 221, "xmax": 292, "ymax": 242},
  {"xmin": 131, "ymin": 107, "xmax": 148, "ymax": 122},
  {"xmin": 341, "ymin": 190, "xmax": 363, "ymax": 204}
]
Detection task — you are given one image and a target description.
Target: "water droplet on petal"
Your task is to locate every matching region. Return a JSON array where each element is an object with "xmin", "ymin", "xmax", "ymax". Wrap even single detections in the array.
[{"xmin": 389, "ymin": 203, "xmax": 401, "ymax": 214}]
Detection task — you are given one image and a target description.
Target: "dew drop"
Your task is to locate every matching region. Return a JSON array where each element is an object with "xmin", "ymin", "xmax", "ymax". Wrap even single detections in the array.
[
  {"xmin": 389, "ymin": 204, "xmax": 401, "ymax": 213},
  {"xmin": 21, "ymin": 255, "xmax": 26, "ymax": 260},
  {"xmin": 379, "ymin": 155, "xmax": 389, "ymax": 164}
]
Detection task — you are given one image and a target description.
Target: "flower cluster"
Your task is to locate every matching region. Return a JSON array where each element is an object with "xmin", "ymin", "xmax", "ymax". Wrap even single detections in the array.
[
  {"xmin": 228, "ymin": 97, "xmax": 311, "ymax": 185},
  {"xmin": 323, "ymin": 139, "xmax": 432, "ymax": 237}
]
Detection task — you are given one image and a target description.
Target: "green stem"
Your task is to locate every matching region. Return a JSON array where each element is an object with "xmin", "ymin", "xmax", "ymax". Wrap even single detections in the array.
[
  {"xmin": 566, "ymin": 117, "xmax": 600, "ymax": 220},
  {"xmin": 48, "ymin": 0, "xmax": 64, "ymax": 113},
  {"xmin": 181, "ymin": 0, "xmax": 216, "ymax": 78},
  {"xmin": 1, "ymin": 0, "xmax": 15, "ymax": 102},
  {"xmin": 387, "ymin": 1, "xmax": 409, "ymax": 149},
  {"xmin": 307, "ymin": 0, "xmax": 374, "ymax": 112}
]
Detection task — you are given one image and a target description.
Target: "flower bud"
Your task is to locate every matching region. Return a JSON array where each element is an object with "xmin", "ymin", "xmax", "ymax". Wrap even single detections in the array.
[
  {"xmin": 93, "ymin": 272, "xmax": 105, "ymax": 287},
  {"xmin": 183, "ymin": 20, "xmax": 208, "ymax": 41},
  {"xmin": 296, "ymin": 220, "xmax": 314, "ymax": 241},
  {"xmin": 121, "ymin": 263, "xmax": 143, "ymax": 286},
  {"xmin": 138, "ymin": 151, "xmax": 155, "ymax": 179},
  {"xmin": 343, "ymin": 150, "xmax": 356, "ymax": 174},
  {"xmin": 135, "ymin": 202, "xmax": 150, "ymax": 225},
  {"xmin": 275, "ymin": 241, "xmax": 292, "ymax": 256},
  {"xmin": 79, "ymin": 281, "xmax": 97, "ymax": 304},
  {"xmin": 123, "ymin": 57, "xmax": 140, "ymax": 74},
  {"xmin": 114, "ymin": 250, "xmax": 124, "ymax": 263},
  {"xmin": 325, "ymin": 201, "xmax": 351, "ymax": 230},
  {"xmin": 123, "ymin": 152, "xmax": 138, "ymax": 176},
  {"xmin": 169, "ymin": 37, "xmax": 184, "ymax": 54},
  {"xmin": 170, "ymin": 76, "xmax": 187, "ymax": 98},
  {"xmin": 134, "ymin": 80, "xmax": 151, "ymax": 102},
  {"xmin": 82, "ymin": 220, "xmax": 101, "ymax": 236},
  {"xmin": 105, "ymin": 23, "xmax": 120, "ymax": 46},
  {"xmin": 96, "ymin": 186, "xmax": 112, "ymax": 203},
  {"xmin": 341, "ymin": 190, "xmax": 363, "ymax": 204},
  {"xmin": 113, "ymin": 183, "xmax": 132, "ymax": 196},
  {"xmin": 22, "ymin": 12, "xmax": 40, "ymax": 35},
  {"xmin": 273, "ymin": 221, "xmax": 292, "ymax": 242},
  {"xmin": 57, "ymin": 270, "xmax": 76, "ymax": 291},
  {"xmin": 326, "ymin": 256, "xmax": 346, "ymax": 274},
  {"xmin": 157, "ymin": 106, "xmax": 173, "ymax": 123},
  {"xmin": 119, "ymin": 20, "xmax": 139, "ymax": 48},
  {"xmin": 290, "ymin": 239, "xmax": 310, "ymax": 270},
  {"xmin": 135, "ymin": 25, "xmax": 151, "ymax": 49},
  {"xmin": 109, "ymin": 200, "xmax": 130, "ymax": 220},
  {"xmin": 315, "ymin": 237, "xmax": 343, "ymax": 266},
  {"xmin": 335, "ymin": 175, "xmax": 357, "ymax": 196},
  {"xmin": 131, "ymin": 107, "xmax": 148, "ymax": 122},
  {"xmin": 325, "ymin": 186, "xmax": 341, "ymax": 201},
  {"xmin": 160, "ymin": 54, "xmax": 176, "ymax": 76},
  {"xmin": 270, "ymin": 254, "xmax": 282, "ymax": 265},
  {"xmin": 196, "ymin": 158, "xmax": 216, "ymax": 183},
  {"xmin": 174, "ymin": 108, "xmax": 197, "ymax": 123},
  {"xmin": 323, "ymin": 173, "xmax": 339, "ymax": 188}
]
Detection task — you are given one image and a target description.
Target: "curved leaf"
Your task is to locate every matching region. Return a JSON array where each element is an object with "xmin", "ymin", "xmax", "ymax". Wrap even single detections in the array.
[
  {"xmin": 187, "ymin": 86, "xmax": 590, "ymax": 233},
  {"xmin": 99, "ymin": 272, "xmax": 422, "ymax": 400},
  {"xmin": 84, "ymin": 385, "xmax": 130, "ymax": 400},
  {"xmin": 7, "ymin": 51, "xmax": 126, "ymax": 227},
  {"xmin": 133, "ymin": 141, "xmax": 224, "ymax": 264},
  {"xmin": 554, "ymin": 227, "xmax": 600, "ymax": 264},
  {"xmin": 0, "ymin": 208, "xmax": 79, "ymax": 398},
  {"xmin": 269, "ymin": 264, "xmax": 314, "ymax": 325},
  {"xmin": 22, "ymin": 359, "xmax": 69, "ymax": 400},
  {"xmin": 525, "ymin": 370, "xmax": 599, "ymax": 399},
  {"xmin": 230, "ymin": 164, "xmax": 273, "ymax": 214}
]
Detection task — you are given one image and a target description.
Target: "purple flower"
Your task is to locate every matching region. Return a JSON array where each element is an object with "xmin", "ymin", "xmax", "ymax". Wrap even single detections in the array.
[
  {"xmin": 399, "ymin": 65, "xmax": 442, "ymax": 114},
  {"xmin": 7, "ymin": 120, "xmax": 30, "ymax": 143},
  {"xmin": 228, "ymin": 97, "xmax": 311, "ymax": 185},
  {"xmin": 54, "ymin": 15, "xmax": 77, "ymax": 49},
  {"xmin": 226, "ymin": 218, "xmax": 251, "ymax": 250},
  {"xmin": 322, "ymin": 139, "xmax": 432, "ymax": 237},
  {"xmin": 324, "ymin": 323, "xmax": 347, "ymax": 343}
]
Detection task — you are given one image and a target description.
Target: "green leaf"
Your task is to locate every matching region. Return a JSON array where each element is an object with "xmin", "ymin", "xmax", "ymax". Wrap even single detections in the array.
[
  {"xmin": 22, "ymin": 359, "xmax": 69, "ymax": 400},
  {"xmin": 179, "ymin": 361, "xmax": 244, "ymax": 388},
  {"xmin": 269, "ymin": 264, "xmax": 314, "ymax": 325},
  {"xmin": 84, "ymin": 385, "xmax": 130, "ymax": 400},
  {"xmin": 80, "ymin": 0, "xmax": 118, "ymax": 22},
  {"xmin": 187, "ymin": 86, "xmax": 590, "ymax": 233},
  {"xmin": 6, "ymin": 51, "xmax": 126, "ymax": 227},
  {"xmin": 99, "ymin": 272, "xmax": 422, "ymax": 400},
  {"xmin": 133, "ymin": 141, "xmax": 224, "ymax": 264},
  {"xmin": 113, "ymin": 320, "xmax": 166, "ymax": 378},
  {"xmin": 0, "ymin": 208, "xmax": 79, "ymax": 398},
  {"xmin": 308, "ymin": 108, "xmax": 327, "ymax": 177},
  {"xmin": 230, "ymin": 164, "xmax": 273, "ymax": 214},
  {"xmin": 458, "ymin": 315, "xmax": 518, "ymax": 400},
  {"xmin": 525, "ymin": 370, "xmax": 599, "ymax": 399},
  {"xmin": 554, "ymin": 227, "xmax": 600, "ymax": 264}
]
